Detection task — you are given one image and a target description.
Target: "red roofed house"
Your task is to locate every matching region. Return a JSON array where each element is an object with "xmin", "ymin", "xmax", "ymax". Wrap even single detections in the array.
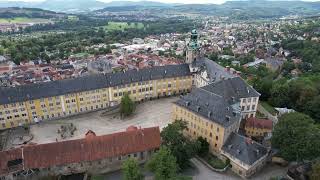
[
  {"xmin": 0, "ymin": 126, "xmax": 160, "ymax": 179},
  {"xmin": 245, "ymin": 117, "xmax": 273, "ymax": 138}
]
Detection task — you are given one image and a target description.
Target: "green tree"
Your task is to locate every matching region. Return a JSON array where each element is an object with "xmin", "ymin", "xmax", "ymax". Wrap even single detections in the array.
[
  {"xmin": 146, "ymin": 146, "xmax": 178, "ymax": 180},
  {"xmin": 120, "ymin": 93, "xmax": 135, "ymax": 117},
  {"xmin": 122, "ymin": 158, "xmax": 143, "ymax": 180},
  {"xmin": 196, "ymin": 137, "xmax": 209, "ymax": 157},
  {"xmin": 272, "ymin": 112, "xmax": 320, "ymax": 161},
  {"xmin": 161, "ymin": 120, "xmax": 200, "ymax": 170},
  {"xmin": 309, "ymin": 160, "xmax": 320, "ymax": 180},
  {"xmin": 251, "ymin": 77, "xmax": 273, "ymax": 100},
  {"xmin": 305, "ymin": 95, "xmax": 320, "ymax": 123},
  {"xmin": 269, "ymin": 82, "xmax": 290, "ymax": 107}
]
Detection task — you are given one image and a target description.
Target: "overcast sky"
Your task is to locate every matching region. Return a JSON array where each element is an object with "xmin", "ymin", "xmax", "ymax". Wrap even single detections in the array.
[{"xmin": 0, "ymin": 0, "xmax": 319, "ymax": 5}]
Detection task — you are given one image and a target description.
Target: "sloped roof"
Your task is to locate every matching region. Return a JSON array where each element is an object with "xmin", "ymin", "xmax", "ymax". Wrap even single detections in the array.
[
  {"xmin": 0, "ymin": 64, "xmax": 191, "ymax": 105},
  {"xmin": 0, "ymin": 126, "xmax": 161, "ymax": 175},
  {"xmin": 175, "ymin": 88, "xmax": 240, "ymax": 128},
  {"xmin": 245, "ymin": 117, "xmax": 273, "ymax": 130},
  {"xmin": 222, "ymin": 132, "xmax": 268, "ymax": 166},
  {"xmin": 201, "ymin": 77, "xmax": 260, "ymax": 103}
]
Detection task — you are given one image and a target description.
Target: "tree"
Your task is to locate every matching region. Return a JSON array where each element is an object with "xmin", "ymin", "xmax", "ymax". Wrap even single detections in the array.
[
  {"xmin": 269, "ymin": 82, "xmax": 290, "ymax": 107},
  {"xmin": 120, "ymin": 93, "xmax": 135, "ymax": 117},
  {"xmin": 305, "ymin": 95, "xmax": 320, "ymax": 123},
  {"xmin": 196, "ymin": 137, "xmax": 209, "ymax": 157},
  {"xmin": 272, "ymin": 112, "xmax": 320, "ymax": 161},
  {"xmin": 161, "ymin": 120, "xmax": 200, "ymax": 170},
  {"xmin": 146, "ymin": 146, "xmax": 178, "ymax": 180},
  {"xmin": 309, "ymin": 160, "xmax": 320, "ymax": 180},
  {"xmin": 122, "ymin": 158, "xmax": 143, "ymax": 180},
  {"xmin": 251, "ymin": 77, "xmax": 273, "ymax": 100}
]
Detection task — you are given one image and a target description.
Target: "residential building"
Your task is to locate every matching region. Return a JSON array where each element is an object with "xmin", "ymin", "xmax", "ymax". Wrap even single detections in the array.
[
  {"xmin": 245, "ymin": 117, "xmax": 273, "ymax": 138},
  {"xmin": 221, "ymin": 133, "xmax": 269, "ymax": 178},
  {"xmin": 0, "ymin": 64, "xmax": 192, "ymax": 130},
  {"xmin": 0, "ymin": 126, "xmax": 161, "ymax": 179}
]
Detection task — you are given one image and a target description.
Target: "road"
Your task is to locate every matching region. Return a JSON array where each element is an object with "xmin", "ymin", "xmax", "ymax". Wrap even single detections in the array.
[
  {"xmin": 190, "ymin": 158, "xmax": 240, "ymax": 180},
  {"xmin": 190, "ymin": 158, "xmax": 287, "ymax": 180}
]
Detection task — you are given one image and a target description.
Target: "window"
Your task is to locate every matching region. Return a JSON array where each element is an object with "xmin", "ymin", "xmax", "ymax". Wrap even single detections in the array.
[
  {"xmin": 242, "ymin": 99, "xmax": 246, "ymax": 103},
  {"xmin": 241, "ymin": 106, "xmax": 245, "ymax": 111},
  {"xmin": 114, "ymin": 93, "xmax": 118, "ymax": 97},
  {"xmin": 251, "ymin": 105, "xmax": 256, "ymax": 110},
  {"xmin": 247, "ymin": 106, "xmax": 250, "ymax": 111},
  {"xmin": 216, "ymin": 136, "xmax": 218, "ymax": 140}
]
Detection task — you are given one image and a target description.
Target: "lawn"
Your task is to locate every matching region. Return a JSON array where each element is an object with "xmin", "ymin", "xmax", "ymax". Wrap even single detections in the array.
[
  {"xmin": 0, "ymin": 17, "xmax": 50, "ymax": 23},
  {"xmin": 103, "ymin": 21, "xmax": 144, "ymax": 31},
  {"xmin": 260, "ymin": 101, "xmax": 277, "ymax": 116},
  {"xmin": 176, "ymin": 176, "xmax": 193, "ymax": 180},
  {"xmin": 204, "ymin": 154, "xmax": 227, "ymax": 169}
]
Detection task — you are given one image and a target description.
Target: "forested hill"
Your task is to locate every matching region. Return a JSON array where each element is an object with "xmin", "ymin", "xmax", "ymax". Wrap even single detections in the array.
[
  {"xmin": 98, "ymin": 0, "xmax": 320, "ymax": 20},
  {"xmin": 0, "ymin": 7, "xmax": 66, "ymax": 19}
]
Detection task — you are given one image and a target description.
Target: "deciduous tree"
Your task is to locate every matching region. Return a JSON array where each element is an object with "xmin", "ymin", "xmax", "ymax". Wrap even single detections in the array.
[
  {"xmin": 122, "ymin": 158, "xmax": 143, "ymax": 180},
  {"xmin": 120, "ymin": 93, "xmax": 135, "ymax": 117},
  {"xmin": 272, "ymin": 112, "xmax": 320, "ymax": 161},
  {"xmin": 146, "ymin": 146, "xmax": 178, "ymax": 180},
  {"xmin": 161, "ymin": 120, "xmax": 200, "ymax": 170}
]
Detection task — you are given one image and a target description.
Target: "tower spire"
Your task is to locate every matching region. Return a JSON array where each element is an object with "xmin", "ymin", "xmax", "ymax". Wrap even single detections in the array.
[{"xmin": 186, "ymin": 29, "xmax": 200, "ymax": 64}]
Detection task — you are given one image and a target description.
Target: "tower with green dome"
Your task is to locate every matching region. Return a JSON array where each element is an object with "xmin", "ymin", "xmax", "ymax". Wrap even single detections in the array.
[{"xmin": 186, "ymin": 29, "xmax": 201, "ymax": 64}]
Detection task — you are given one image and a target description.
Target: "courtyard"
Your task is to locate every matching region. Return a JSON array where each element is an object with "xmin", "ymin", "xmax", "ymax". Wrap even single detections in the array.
[{"xmin": 29, "ymin": 97, "xmax": 178, "ymax": 144}]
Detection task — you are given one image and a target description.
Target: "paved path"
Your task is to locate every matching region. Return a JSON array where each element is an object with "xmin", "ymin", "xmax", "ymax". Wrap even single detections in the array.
[
  {"xmin": 190, "ymin": 158, "xmax": 240, "ymax": 180},
  {"xmin": 190, "ymin": 158, "xmax": 287, "ymax": 180}
]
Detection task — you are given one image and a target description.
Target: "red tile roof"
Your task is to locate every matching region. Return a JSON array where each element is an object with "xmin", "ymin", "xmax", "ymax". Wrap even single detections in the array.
[
  {"xmin": 245, "ymin": 117, "xmax": 273, "ymax": 130},
  {"xmin": 0, "ymin": 126, "xmax": 160, "ymax": 175}
]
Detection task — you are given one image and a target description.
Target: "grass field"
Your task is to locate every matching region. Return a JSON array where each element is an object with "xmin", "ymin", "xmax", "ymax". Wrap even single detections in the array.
[
  {"xmin": 0, "ymin": 17, "xmax": 50, "ymax": 23},
  {"xmin": 260, "ymin": 101, "xmax": 277, "ymax": 115},
  {"xmin": 103, "ymin": 21, "xmax": 144, "ymax": 31}
]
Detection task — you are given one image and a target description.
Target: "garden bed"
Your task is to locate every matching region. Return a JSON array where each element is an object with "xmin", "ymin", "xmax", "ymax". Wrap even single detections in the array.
[{"xmin": 200, "ymin": 154, "xmax": 228, "ymax": 170}]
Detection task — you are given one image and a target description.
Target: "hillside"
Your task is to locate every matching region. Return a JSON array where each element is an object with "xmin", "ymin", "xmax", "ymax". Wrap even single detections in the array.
[
  {"xmin": 0, "ymin": 7, "xmax": 65, "ymax": 19},
  {"xmin": 98, "ymin": 0, "xmax": 320, "ymax": 19}
]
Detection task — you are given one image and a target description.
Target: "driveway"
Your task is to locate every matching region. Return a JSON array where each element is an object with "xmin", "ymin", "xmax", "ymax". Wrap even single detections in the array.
[{"xmin": 190, "ymin": 158, "xmax": 287, "ymax": 180}]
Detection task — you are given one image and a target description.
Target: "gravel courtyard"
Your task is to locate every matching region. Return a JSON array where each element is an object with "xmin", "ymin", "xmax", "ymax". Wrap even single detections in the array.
[{"xmin": 30, "ymin": 97, "xmax": 178, "ymax": 144}]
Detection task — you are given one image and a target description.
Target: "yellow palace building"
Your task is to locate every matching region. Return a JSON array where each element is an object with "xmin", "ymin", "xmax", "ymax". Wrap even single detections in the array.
[{"xmin": 0, "ymin": 64, "xmax": 192, "ymax": 130}]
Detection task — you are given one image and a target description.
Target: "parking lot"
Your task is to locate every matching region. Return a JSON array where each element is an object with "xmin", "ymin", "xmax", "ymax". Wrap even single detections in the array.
[{"xmin": 29, "ymin": 97, "xmax": 178, "ymax": 144}]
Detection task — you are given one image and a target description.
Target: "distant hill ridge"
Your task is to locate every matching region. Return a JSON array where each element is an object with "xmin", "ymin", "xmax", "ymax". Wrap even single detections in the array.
[{"xmin": 0, "ymin": 0, "xmax": 319, "ymax": 16}]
